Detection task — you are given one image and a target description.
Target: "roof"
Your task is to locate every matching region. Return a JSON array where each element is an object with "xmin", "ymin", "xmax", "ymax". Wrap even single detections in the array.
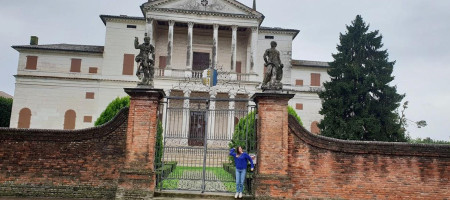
[
  {"xmin": 0, "ymin": 91, "xmax": 13, "ymax": 99},
  {"xmin": 100, "ymin": 15, "xmax": 145, "ymax": 25},
  {"xmin": 292, "ymin": 59, "xmax": 330, "ymax": 68},
  {"xmin": 12, "ymin": 44, "xmax": 104, "ymax": 54},
  {"xmin": 259, "ymin": 26, "xmax": 300, "ymax": 39}
]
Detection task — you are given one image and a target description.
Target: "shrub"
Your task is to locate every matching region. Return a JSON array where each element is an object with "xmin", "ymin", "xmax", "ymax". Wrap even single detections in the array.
[
  {"xmin": 94, "ymin": 96, "xmax": 130, "ymax": 126},
  {"xmin": 0, "ymin": 97, "xmax": 13, "ymax": 127},
  {"xmin": 228, "ymin": 106, "xmax": 303, "ymax": 162},
  {"xmin": 95, "ymin": 96, "xmax": 164, "ymax": 166}
]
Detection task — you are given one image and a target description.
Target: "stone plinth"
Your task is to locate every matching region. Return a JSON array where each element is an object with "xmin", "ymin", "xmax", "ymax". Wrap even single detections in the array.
[
  {"xmin": 115, "ymin": 88, "xmax": 165, "ymax": 200},
  {"xmin": 252, "ymin": 92, "xmax": 294, "ymax": 200}
]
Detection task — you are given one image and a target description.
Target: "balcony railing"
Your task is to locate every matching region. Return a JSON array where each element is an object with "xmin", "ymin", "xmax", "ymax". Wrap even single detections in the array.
[{"xmin": 155, "ymin": 68, "xmax": 256, "ymax": 82}]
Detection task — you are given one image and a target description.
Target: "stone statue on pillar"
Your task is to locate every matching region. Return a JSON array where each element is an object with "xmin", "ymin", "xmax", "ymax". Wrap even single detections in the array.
[
  {"xmin": 135, "ymin": 33, "xmax": 156, "ymax": 87},
  {"xmin": 262, "ymin": 41, "xmax": 283, "ymax": 91}
]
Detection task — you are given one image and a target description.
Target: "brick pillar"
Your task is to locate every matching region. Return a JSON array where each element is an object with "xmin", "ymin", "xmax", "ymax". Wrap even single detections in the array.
[
  {"xmin": 115, "ymin": 88, "xmax": 165, "ymax": 200},
  {"xmin": 252, "ymin": 93, "xmax": 294, "ymax": 199}
]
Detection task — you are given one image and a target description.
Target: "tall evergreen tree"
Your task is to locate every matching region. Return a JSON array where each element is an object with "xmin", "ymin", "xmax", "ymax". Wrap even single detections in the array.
[{"xmin": 318, "ymin": 15, "xmax": 406, "ymax": 142}]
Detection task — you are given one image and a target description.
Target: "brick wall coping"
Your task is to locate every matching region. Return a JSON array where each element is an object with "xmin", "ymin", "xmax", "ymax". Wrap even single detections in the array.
[
  {"xmin": 0, "ymin": 107, "xmax": 129, "ymax": 142},
  {"xmin": 288, "ymin": 115, "xmax": 450, "ymax": 158}
]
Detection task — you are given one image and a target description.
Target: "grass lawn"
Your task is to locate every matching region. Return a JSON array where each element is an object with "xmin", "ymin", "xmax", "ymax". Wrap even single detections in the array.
[{"xmin": 158, "ymin": 166, "xmax": 237, "ymax": 192}]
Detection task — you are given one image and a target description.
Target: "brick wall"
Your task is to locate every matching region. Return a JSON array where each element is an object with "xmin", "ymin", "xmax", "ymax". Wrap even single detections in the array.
[
  {"xmin": 287, "ymin": 115, "xmax": 450, "ymax": 199},
  {"xmin": 0, "ymin": 108, "xmax": 129, "ymax": 198}
]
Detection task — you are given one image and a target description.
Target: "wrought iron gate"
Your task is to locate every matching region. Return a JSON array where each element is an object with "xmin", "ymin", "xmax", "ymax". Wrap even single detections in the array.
[{"xmin": 155, "ymin": 96, "xmax": 256, "ymax": 193}]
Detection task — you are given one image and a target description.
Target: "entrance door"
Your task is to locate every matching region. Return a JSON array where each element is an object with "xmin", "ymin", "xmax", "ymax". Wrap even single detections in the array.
[
  {"xmin": 188, "ymin": 111, "xmax": 206, "ymax": 146},
  {"xmin": 193, "ymin": 52, "xmax": 210, "ymax": 71}
]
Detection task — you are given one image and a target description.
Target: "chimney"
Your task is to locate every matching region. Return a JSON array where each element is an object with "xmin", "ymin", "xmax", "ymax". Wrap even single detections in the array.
[
  {"xmin": 253, "ymin": 0, "xmax": 256, "ymax": 10},
  {"xmin": 30, "ymin": 36, "xmax": 38, "ymax": 45}
]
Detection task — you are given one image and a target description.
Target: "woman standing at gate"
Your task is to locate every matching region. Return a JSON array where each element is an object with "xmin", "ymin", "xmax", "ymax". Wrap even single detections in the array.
[{"xmin": 229, "ymin": 146, "xmax": 254, "ymax": 199}]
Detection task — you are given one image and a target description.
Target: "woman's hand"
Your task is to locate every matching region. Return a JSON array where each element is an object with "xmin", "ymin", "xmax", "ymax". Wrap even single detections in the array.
[{"xmin": 251, "ymin": 168, "xmax": 254, "ymax": 172}]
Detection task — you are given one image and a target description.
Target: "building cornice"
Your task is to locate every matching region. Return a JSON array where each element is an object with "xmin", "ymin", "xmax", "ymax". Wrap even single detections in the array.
[{"xmin": 100, "ymin": 15, "xmax": 145, "ymax": 25}]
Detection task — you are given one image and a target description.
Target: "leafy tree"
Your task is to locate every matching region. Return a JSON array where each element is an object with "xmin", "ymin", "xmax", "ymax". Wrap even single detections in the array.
[
  {"xmin": 95, "ymin": 96, "xmax": 164, "ymax": 166},
  {"xmin": 0, "ymin": 97, "xmax": 13, "ymax": 127},
  {"xmin": 319, "ymin": 15, "xmax": 406, "ymax": 142},
  {"xmin": 228, "ymin": 106, "xmax": 303, "ymax": 154},
  {"xmin": 408, "ymin": 137, "xmax": 450, "ymax": 145}
]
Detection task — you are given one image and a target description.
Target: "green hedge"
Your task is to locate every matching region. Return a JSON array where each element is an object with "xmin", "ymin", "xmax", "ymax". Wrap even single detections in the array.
[
  {"xmin": 94, "ymin": 96, "xmax": 164, "ymax": 167},
  {"xmin": 0, "ymin": 97, "xmax": 13, "ymax": 127},
  {"xmin": 228, "ymin": 106, "xmax": 303, "ymax": 164}
]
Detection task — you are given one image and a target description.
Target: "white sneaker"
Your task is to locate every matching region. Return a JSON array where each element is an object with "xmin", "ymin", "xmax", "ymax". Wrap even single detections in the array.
[
  {"xmin": 235, "ymin": 192, "xmax": 239, "ymax": 198},
  {"xmin": 239, "ymin": 192, "xmax": 243, "ymax": 198}
]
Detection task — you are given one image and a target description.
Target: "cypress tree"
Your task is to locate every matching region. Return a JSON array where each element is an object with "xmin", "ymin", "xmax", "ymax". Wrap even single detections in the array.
[{"xmin": 318, "ymin": 15, "xmax": 406, "ymax": 142}]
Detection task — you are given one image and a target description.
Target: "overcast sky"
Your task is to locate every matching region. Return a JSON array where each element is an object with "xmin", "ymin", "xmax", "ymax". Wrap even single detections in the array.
[{"xmin": 0, "ymin": 0, "xmax": 449, "ymax": 140}]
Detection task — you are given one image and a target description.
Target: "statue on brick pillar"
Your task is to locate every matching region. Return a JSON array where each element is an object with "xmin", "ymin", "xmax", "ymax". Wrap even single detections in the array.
[
  {"xmin": 135, "ymin": 33, "xmax": 155, "ymax": 87},
  {"xmin": 262, "ymin": 41, "xmax": 283, "ymax": 91}
]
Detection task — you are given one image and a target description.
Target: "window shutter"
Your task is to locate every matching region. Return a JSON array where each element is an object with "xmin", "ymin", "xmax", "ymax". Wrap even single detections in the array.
[
  {"xmin": 122, "ymin": 54, "xmax": 135, "ymax": 75},
  {"xmin": 70, "ymin": 59, "xmax": 82, "ymax": 72},
  {"xmin": 25, "ymin": 56, "xmax": 38, "ymax": 70},
  {"xmin": 311, "ymin": 73, "xmax": 321, "ymax": 86}
]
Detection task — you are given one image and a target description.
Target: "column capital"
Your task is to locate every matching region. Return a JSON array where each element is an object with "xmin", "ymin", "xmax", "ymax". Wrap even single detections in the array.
[
  {"xmin": 188, "ymin": 22, "xmax": 195, "ymax": 28},
  {"xmin": 213, "ymin": 24, "xmax": 220, "ymax": 30},
  {"xmin": 251, "ymin": 26, "xmax": 258, "ymax": 32},
  {"xmin": 209, "ymin": 89, "xmax": 218, "ymax": 98},
  {"xmin": 229, "ymin": 91, "xmax": 237, "ymax": 99},
  {"xmin": 146, "ymin": 18, "xmax": 153, "ymax": 23},
  {"xmin": 231, "ymin": 25, "xmax": 238, "ymax": 32},
  {"xmin": 183, "ymin": 89, "xmax": 191, "ymax": 97},
  {"xmin": 168, "ymin": 20, "xmax": 175, "ymax": 26}
]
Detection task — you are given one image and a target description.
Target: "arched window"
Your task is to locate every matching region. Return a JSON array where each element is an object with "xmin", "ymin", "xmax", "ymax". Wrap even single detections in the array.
[
  {"xmin": 64, "ymin": 110, "xmax": 76, "ymax": 130},
  {"xmin": 18, "ymin": 108, "xmax": 31, "ymax": 128},
  {"xmin": 311, "ymin": 121, "xmax": 320, "ymax": 135}
]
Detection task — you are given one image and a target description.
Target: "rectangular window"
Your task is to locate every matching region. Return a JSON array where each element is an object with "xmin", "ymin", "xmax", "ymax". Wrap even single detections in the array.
[
  {"xmin": 296, "ymin": 103, "xmax": 304, "ymax": 110},
  {"xmin": 311, "ymin": 73, "xmax": 321, "ymax": 86},
  {"xmin": 25, "ymin": 56, "xmax": 38, "ymax": 70},
  {"xmin": 89, "ymin": 67, "xmax": 98, "ymax": 74},
  {"xmin": 70, "ymin": 58, "xmax": 82, "ymax": 72},
  {"xmin": 127, "ymin": 25, "xmax": 137, "ymax": 29},
  {"xmin": 84, "ymin": 116, "xmax": 93, "ymax": 123},
  {"xmin": 265, "ymin": 36, "xmax": 275, "ymax": 39},
  {"xmin": 85, "ymin": 92, "xmax": 95, "ymax": 99},
  {"xmin": 159, "ymin": 56, "xmax": 167, "ymax": 69},
  {"xmin": 295, "ymin": 80, "xmax": 304, "ymax": 86},
  {"xmin": 122, "ymin": 54, "xmax": 135, "ymax": 75}
]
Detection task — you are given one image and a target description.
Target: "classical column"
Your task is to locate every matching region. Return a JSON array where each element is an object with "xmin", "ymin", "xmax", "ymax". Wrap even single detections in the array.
[
  {"xmin": 250, "ymin": 26, "xmax": 258, "ymax": 73},
  {"xmin": 162, "ymin": 89, "xmax": 171, "ymax": 137},
  {"xmin": 181, "ymin": 90, "xmax": 191, "ymax": 143},
  {"xmin": 146, "ymin": 18, "xmax": 154, "ymax": 45},
  {"xmin": 251, "ymin": 92, "xmax": 295, "ymax": 199},
  {"xmin": 227, "ymin": 91, "xmax": 237, "ymax": 138},
  {"xmin": 208, "ymin": 90, "xmax": 217, "ymax": 139},
  {"xmin": 231, "ymin": 25, "xmax": 238, "ymax": 71},
  {"xmin": 186, "ymin": 22, "xmax": 194, "ymax": 70},
  {"xmin": 167, "ymin": 20, "xmax": 175, "ymax": 68},
  {"xmin": 212, "ymin": 24, "xmax": 219, "ymax": 69}
]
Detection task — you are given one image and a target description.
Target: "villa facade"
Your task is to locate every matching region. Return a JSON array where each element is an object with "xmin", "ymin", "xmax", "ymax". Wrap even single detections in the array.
[{"xmin": 9, "ymin": 0, "xmax": 330, "ymax": 135}]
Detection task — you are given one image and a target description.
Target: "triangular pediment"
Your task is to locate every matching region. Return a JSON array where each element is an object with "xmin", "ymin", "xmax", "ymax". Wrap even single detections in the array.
[{"xmin": 143, "ymin": 0, "xmax": 262, "ymax": 17}]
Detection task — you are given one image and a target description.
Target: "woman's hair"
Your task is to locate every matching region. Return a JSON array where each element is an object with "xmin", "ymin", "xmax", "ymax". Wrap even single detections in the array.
[{"xmin": 236, "ymin": 146, "xmax": 243, "ymax": 155}]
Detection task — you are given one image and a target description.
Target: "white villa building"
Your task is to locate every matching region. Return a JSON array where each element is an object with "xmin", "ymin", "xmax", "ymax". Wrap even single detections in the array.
[{"xmin": 9, "ymin": 0, "xmax": 329, "ymax": 135}]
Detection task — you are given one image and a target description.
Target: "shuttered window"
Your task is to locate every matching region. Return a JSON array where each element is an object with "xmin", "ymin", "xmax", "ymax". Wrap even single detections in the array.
[
  {"xmin": 296, "ymin": 103, "xmax": 303, "ymax": 110},
  {"xmin": 122, "ymin": 54, "xmax": 135, "ymax": 75},
  {"xmin": 64, "ymin": 110, "xmax": 76, "ymax": 130},
  {"xmin": 295, "ymin": 80, "xmax": 304, "ymax": 86},
  {"xmin": 70, "ymin": 59, "xmax": 82, "ymax": 72},
  {"xmin": 25, "ymin": 56, "xmax": 38, "ymax": 70},
  {"xmin": 18, "ymin": 108, "xmax": 31, "ymax": 128},
  {"xmin": 311, "ymin": 73, "xmax": 321, "ymax": 86}
]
